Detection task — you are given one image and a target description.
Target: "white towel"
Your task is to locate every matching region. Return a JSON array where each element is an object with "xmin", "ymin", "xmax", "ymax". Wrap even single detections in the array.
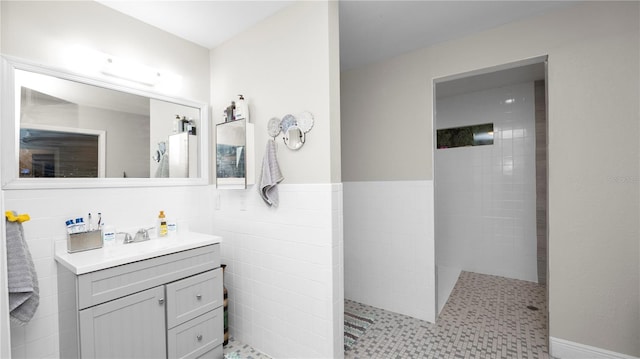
[
  {"xmin": 6, "ymin": 213, "xmax": 39, "ymax": 325},
  {"xmin": 258, "ymin": 139, "xmax": 284, "ymax": 207}
]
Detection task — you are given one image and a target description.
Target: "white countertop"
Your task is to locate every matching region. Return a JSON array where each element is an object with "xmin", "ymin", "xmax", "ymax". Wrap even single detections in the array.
[{"xmin": 55, "ymin": 231, "xmax": 222, "ymax": 275}]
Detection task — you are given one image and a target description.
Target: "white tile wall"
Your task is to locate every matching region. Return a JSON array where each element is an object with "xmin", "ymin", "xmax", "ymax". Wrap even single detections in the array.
[
  {"xmin": 4, "ymin": 185, "xmax": 215, "ymax": 359},
  {"xmin": 214, "ymin": 183, "xmax": 344, "ymax": 359},
  {"xmin": 343, "ymin": 180, "xmax": 436, "ymax": 323},
  {"xmin": 435, "ymin": 82, "xmax": 537, "ymax": 311}
]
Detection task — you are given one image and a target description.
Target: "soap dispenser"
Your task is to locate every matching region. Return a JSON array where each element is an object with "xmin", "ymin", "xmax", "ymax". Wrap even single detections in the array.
[{"xmin": 157, "ymin": 211, "xmax": 168, "ymax": 237}]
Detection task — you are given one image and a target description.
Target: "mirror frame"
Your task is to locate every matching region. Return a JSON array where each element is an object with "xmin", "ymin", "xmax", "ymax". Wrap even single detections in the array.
[
  {"xmin": 283, "ymin": 125, "xmax": 305, "ymax": 150},
  {"xmin": 1, "ymin": 56, "xmax": 210, "ymax": 189}
]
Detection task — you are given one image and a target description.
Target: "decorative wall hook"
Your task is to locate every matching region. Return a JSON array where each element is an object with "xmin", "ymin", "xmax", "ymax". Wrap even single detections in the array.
[{"xmin": 265, "ymin": 112, "xmax": 314, "ymax": 150}]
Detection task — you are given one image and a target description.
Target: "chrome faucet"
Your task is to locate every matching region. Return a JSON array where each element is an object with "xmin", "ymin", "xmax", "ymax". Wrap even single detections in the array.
[{"xmin": 117, "ymin": 228, "xmax": 153, "ymax": 244}]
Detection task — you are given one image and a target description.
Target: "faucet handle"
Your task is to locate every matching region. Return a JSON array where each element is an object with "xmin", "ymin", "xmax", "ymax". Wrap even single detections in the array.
[
  {"xmin": 134, "ymin": 228, "xmax": 150, "ymax": 242},
  {"xmin": 117, "ymin": 232, "xmax": 133, "ymax": 243},
  {"xmin": 139, "ymin": 227, "xmax": 156, "ymax": 239}
]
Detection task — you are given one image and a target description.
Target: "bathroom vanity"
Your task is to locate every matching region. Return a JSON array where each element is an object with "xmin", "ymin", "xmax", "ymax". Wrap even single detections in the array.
[{"xmin": 55, "ymin": 232, "xmax": 223, "ymax": 359}]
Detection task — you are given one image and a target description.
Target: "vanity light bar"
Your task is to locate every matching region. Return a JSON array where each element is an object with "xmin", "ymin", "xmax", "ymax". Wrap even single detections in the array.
[
  {"xmin": 64, "ymin": 45, "xmax": 182, "ymax": 90},
  {"xmin": 102, "ymin": 55, "xmax": 161, "ymax": 86}
]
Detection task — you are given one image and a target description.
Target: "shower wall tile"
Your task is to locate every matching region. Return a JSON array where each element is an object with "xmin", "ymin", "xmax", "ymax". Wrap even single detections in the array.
[
  {"xmin": 343, "ymin": 180, "xmax": 436, "ymax": 323},
  {"xmin": 4, "ymin": 185, "xmax": 216, "ymax": 359},
  {"xmin": 435, "ymin": 82, "xmax": 537, "ymax": 289},
  {"xmin": 214, "ymin": 184, "xmax": 343, "ymax": 359}
]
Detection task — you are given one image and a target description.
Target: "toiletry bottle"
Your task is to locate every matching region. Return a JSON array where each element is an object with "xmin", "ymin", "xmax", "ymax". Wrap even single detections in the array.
[
  {"xmin": 158, "ymin": 211, "xmax": 168, "ymax": 237},
  {"xmin": 235, "ymin": 94, "xmax": 249, "ymax": 121},
  {"xmin": 181, "ymin": 116, "xmax": 189, "ymax": 133},
  {"xmin": 75, "ymin": 217, "xmax": 85, "ymax": 233},
  {"xmin": 65, "ymin": 219, "xmax": 75, "ymax": 234},
  {"xmin": 231, "ymin": 101, "xmax": 236, "ymax": 121},
  {"xmin": 167, "ymin": 218, "xmax": 177, "ymax": 236},
  {"xmin": 174, "ymin": 115, "xmax": 181, "ymax": 133},
  {"xmin": 102, "ymin": 224, "xmax": 116, "ymax": 246},
  {"xmin": 188, "ymin": 120, "xmax": 196, "ymax": 135}
]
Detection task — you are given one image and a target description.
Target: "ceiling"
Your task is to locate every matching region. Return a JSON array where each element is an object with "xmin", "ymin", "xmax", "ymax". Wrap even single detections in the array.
[
  {"xmin": 436, "ymin": 61, "xmax": 546, "ymax": 98},
  {"xmin": 98, "ymin": 0, "xmax": 577, "ymax": 71}
]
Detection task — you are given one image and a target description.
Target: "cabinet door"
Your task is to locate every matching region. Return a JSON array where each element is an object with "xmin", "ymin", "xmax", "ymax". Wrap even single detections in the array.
[
  {"xmin": 79, "ymin": 286, "xmax": 166, "ymax": 359},
  {"xmin": 166, "ymin": 268, "xmax": 222, "ymax": 328}
]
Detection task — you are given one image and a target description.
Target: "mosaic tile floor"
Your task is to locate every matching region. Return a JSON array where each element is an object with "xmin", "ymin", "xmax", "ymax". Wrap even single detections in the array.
[
  {"xmin": 225, "ymin": 271, "xmax": 549, "ymax": 359},
  {"xmin": 224, "ymin": 337, "xmax": 272, "ymax": 359},
  {"xmin": 346, "ymin": 271, "xmax": 550, "ymax": 359}
]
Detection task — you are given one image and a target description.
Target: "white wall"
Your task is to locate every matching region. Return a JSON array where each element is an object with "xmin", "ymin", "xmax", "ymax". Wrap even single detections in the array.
[
  {"xmin": 1, "ymin": 2, "xmax": 211, "ymax": 358},
  {"xmin": 343, "ymin": 180, "xmax": 435, "ymax": 322},
  {"xmin": 215, "ymin": 184, "xmax": 343, "ymax": 358},
  {"xmin": 1, "ymin": 1, "xmax": 209, "ymax": 103},
  {"xmin": 341, "ymin": 2, "xmax": 639, "ymax": 356},
  {"xmin": 210, "ymin": 4, "xmax": 340, "ymax": 185},
  {"xmin": 210, "ymin": 2, "xmax": 343, "ymax": 357},
  {"xmin": 435, "ymin": 82, "xmax": 537, "ymax": 312}
]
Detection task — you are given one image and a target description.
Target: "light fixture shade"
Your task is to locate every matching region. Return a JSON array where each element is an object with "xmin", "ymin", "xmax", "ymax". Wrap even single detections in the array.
[
  {"xmin": 63, "ymin": 44, "xmax": 182, "ymax": 91},
  {"xmin": 102, "ymin": 55, "xmax": 160, "ymax": 86}
]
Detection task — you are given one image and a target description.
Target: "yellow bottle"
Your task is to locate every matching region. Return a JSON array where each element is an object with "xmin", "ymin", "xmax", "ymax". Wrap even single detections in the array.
[{"xmin": 158, "ymin": 211, "xmax": 168, "ymax": 237}]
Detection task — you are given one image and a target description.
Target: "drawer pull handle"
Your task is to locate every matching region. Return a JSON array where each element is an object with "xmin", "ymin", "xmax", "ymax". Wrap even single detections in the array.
[
  {"xmin": 158, "ymin": 298, "xmax": 165, "ymax": 305},
  {"xmin": 196, "ymin": 334, "xmax": 203, "ymax": 341},
  {"xmin": 196, "ymin": 294, "xmax": 202, "ymax": 300}
]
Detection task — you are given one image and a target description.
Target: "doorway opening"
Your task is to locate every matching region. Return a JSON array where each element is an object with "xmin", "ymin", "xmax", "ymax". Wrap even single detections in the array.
[{"xmin": 433, "ymin": 57, "xmax": 548, "ymax": 315}]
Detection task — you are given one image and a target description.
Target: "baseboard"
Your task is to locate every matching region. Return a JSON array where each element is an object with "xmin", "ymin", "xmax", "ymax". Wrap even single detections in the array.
[{"xmin": 550, "ymin": 337, "xmax": 639, "ymax": 359}]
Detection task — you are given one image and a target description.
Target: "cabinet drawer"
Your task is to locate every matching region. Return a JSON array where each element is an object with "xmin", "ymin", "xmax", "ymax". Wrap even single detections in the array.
[
  {"xmin": 167, "ymin": 307, "xmax": 223, "ymax": 359},
  {"xmin": 78, "ymin": 245, "xmax": 220, "ymax": 309},
  {"xmin": 167, "ymin": 268, "xmax": 223, "ymax": 328},
  {"xmin": 193, "ymin": 344, "xmax": 222, "ymax": 359}
]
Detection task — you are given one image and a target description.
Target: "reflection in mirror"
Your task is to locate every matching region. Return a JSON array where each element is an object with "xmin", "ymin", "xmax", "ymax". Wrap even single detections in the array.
[
  {"xmin": 20, "ymin": 125, "xmax": 105, "ymax": 178},
  {"xmin": 18, "ymin": 69, "xmax": 152, "ymax": 178},
  {"xmin": 283, "ymin": 125, "xmax": 305, "ymax": 150},
  {"xmin": 216, "ymin": 120, "xmax": 247, "ymax": 187},
  {"xmin": 5, "ymin": 64, "xmax": 207, "ymax": 186},
  {"xmin": 168, "ymin": 132, "xmax": 197, "ymax": 178}
]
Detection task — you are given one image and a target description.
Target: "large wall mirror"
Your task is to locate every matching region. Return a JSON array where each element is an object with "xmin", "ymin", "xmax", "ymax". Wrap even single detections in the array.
[{"xmin": 1, "ymin": 57, "xmax": 209, "ymax": 189}]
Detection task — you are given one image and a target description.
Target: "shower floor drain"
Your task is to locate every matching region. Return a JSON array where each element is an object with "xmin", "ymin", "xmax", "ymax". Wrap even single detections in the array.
[{"xmin": 526, "ymin": 305, "xmax": 539, "ymax": 311}]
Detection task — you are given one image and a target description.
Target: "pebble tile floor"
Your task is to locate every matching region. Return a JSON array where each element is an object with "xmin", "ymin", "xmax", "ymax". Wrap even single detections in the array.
[
  {"xmin": 225, "ymin": 271, "xmax": 550, "ymax": 359},
  {"xmin": 224, "ymin": 337, "xmax": 272, "ymax": 359}
]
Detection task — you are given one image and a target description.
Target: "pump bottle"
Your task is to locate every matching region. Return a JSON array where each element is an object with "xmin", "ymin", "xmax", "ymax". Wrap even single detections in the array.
[{"xmin": 158, "ymin": 211, "xmax": 168, "ymax": 237}]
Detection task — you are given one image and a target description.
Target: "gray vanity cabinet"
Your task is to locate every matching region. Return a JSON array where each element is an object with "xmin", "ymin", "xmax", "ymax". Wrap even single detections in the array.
[
  {"xmin": 57, "ymin": 244, "xmax": 223, "ymax": 359},
  {"xmin": 78, "ymin": 286, "xmax": 166, "ymax": 358}
]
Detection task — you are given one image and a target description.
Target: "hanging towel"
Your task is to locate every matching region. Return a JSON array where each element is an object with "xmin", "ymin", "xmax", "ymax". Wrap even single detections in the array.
[
  {"xmin": 155, "ymin": 152, "xmax": 170, "ymax": 178},
  {"xmin": 5, "ymin": 211, "xmax": 39, "ymax": 325},
  {"xmin": 258, "ymin": 139, "xmax": 284, "ymax": 207}
]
